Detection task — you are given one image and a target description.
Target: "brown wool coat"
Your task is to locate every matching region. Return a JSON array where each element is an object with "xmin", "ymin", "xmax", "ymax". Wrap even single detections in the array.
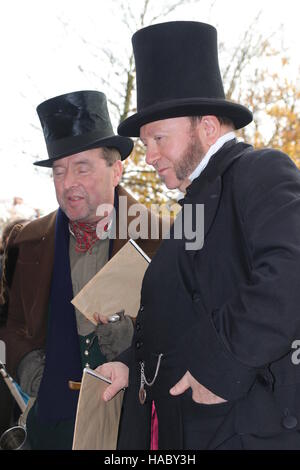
[{"xmin": 0, "ymin": 186, "xmax": 163, "ymax": 377}]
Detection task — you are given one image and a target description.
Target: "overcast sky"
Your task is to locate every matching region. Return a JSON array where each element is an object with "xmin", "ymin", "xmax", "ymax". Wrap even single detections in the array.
[{"xmin": 0, "ymin": 0, "xmax": 299, "ymax": 215}]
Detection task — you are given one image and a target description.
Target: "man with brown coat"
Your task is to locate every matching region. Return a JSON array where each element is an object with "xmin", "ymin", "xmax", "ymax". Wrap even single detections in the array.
[{"xmin": 0, "ymin": 90, "xmax": 162, "ymax": 449}]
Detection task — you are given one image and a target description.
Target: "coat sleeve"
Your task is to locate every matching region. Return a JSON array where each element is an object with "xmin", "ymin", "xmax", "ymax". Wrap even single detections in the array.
[
  {"xmin": 0, "ymin": 224, "xmax": 40, "ymax": 377},
  {"xmin": 180, "ymin": 150, "xmax": 300, "ymax": 400}
]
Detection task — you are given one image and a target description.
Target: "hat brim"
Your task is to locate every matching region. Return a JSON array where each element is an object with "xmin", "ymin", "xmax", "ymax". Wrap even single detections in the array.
[
  {"xmin": 118, "ymin": 98, "xmax": 253, "ymax": 137},
  {"xmin": 34, "ymin": 135, "xmax": 133, "ymax": 167}
]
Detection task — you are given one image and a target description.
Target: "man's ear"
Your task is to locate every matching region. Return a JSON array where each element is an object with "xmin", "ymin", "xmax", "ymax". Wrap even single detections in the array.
[
  {"xmin": 200, "ymin": 116, "xmax": 221, "ymax": 146},
  {"xmin": 112, "ymin": 160, "xmax": 123, "ymax": 187}
]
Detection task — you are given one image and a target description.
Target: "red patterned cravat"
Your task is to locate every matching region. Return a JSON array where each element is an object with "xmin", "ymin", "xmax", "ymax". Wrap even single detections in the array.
[{"xmin": 69, "ymin": 220, "xmax": 108, "ymax": 253}]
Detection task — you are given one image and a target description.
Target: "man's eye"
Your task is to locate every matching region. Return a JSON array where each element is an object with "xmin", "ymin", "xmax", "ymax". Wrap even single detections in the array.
[
  {"xmin": 78, "ymin": 166, "xmax": 89, "ymax": 173},
  {"xmin": 53, "ymin": 169, "xmax": 64, "ymax": 176}
]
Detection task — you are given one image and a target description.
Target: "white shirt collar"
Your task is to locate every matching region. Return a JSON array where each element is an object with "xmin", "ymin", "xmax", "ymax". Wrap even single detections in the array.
[{"xmin": 188, "ymin": 131, "xmax": 236, "ymax": 183}]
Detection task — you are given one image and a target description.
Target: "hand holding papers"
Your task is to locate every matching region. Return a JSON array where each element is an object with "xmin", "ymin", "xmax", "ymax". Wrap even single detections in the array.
[
  {"xmin": 72, "ymin": 367, "xmax": 124, "ymax": 450},
  {"xmin": 71, "ymin": 239, "xmax": 150, "ymax": 323}
]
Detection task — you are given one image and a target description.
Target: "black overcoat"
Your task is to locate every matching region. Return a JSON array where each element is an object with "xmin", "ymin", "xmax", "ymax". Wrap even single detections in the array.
[{"xmin": 118, "ymin": 140, "xmax": 300, "ymax": 450}]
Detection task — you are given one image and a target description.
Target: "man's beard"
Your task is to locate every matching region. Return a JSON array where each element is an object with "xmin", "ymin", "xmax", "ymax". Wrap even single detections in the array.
[{"xmin": 174, "ymin": 131, "xmax": 206, "ymax": 182}]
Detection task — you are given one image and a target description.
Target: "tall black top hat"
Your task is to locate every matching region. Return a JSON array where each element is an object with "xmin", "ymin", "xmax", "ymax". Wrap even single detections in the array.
[
  {"xmin": 34, "ymin": 90, "xmax": 133, "ymax": 167},
  {"xmin": 118, "ymin": 21, "xmax": 253, "ymax": 137}
]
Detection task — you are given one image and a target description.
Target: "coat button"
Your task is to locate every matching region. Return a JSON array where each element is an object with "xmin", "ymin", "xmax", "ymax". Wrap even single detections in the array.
[
  {"xmin": 282, "ymin": 415, "xmax": 298, "ymax": 430},
  {"xmin": 135, "ymin": 341, "xmax": 143, "ymax": 349},
  {"xmin": 140, "ymin": 305, "xmax": 145, "ymax": 312},
  {"xmin": 136, "ymin": 321, "xmax": 141, "ymax": 331}
]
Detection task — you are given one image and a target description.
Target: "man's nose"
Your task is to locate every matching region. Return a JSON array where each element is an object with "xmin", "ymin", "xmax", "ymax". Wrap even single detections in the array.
[
  {"xmin": 145, "ymin": 144, "xmax": 160, "ymax": 167},
  {"xmin": 63, "ymin": 169, "xmax": 77, "ymax": 190}
]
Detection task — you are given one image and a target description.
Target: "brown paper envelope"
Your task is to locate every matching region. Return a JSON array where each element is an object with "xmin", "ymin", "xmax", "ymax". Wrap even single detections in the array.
[
  {"xmin": 71, "ymin": 239, "xmax": 150, "ymax": 324},
  {"xmin": 72, "ymin": 368, "xmax": 124, "ymax": 450}
]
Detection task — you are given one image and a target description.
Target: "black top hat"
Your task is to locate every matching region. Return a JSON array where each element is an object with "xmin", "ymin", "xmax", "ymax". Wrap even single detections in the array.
[
  {"xmin": 118, "ymin": 21, "xmax": 253, "ymax": 137},
  {"xmin": 34, "ymin": 90, "xmax": 133, "ymax": 167}
]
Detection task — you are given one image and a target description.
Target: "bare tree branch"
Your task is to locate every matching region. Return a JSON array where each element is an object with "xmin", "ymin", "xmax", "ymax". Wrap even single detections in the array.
[
  {"xmin": 139, "ymin": 0, "xmax": 151, "ymax": 28},
  {"xmin": 150, "ymin": 0, "xmax": 192, "ymax": 24}
]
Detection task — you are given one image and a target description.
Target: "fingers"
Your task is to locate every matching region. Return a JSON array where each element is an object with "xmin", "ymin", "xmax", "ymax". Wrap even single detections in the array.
[
  {"xmin": 99, "ymin": 314, "xmax": 109, "ymax": 324},
  {"xmin": 169, "ymin": 370, "xmax": 227, "ymax": 404},
  {"xmin": 93, "ymin": 311, "xmax": 127, "ymax": 324},
  {"xmin": 96, "ymin": 362, "xmax": 129, "ymax": 402},
  {"xmin": 93, "ymin": 312, "xmax": 109, "ymax": 324},
  {"xmin": 103, "ymin": 381, "xmax": 123, "ymax": 402},
  {"xmin": 169, "ymin": 373, "xmax": 190, "ymax": 396},
  {"xmin": 93, "ymin": 312, "xmax": 100, "ymax": 323}
]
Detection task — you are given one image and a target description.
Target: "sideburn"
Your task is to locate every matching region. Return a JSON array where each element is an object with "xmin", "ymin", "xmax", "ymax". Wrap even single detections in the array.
[{"xmin": 174, "ymin": 129, "xmax": 205, "ymax": 181}]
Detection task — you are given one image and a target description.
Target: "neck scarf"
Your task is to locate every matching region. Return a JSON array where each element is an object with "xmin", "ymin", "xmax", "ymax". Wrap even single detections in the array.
[{"xmin": 69, "ymin": 220, "xmax": 109, "ymax": 253}]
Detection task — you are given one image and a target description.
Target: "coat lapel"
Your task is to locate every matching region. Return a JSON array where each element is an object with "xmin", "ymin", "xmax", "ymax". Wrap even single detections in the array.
[{"xmin": 202, "ymin": 176, "xmax": 222, "ymax": 239}]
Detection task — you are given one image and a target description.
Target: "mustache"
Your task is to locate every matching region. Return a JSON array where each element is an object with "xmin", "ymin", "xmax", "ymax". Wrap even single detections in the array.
[{"xmin": 63, "ymin": 187, "xmax": 88, "ymax": 199}]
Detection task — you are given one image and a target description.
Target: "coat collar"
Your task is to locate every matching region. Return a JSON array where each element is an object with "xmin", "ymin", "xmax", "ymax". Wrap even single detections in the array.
[{"xmin": 185, "ymin": 139, "xmax": 252, "ymax": 199}]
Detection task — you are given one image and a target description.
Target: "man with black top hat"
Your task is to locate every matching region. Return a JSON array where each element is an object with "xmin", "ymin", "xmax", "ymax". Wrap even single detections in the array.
[
  {"xmin": 97, "ymin": 22, "xmax": 300, "ymax": 450},
  {"xmin": 0, "ymin": 90, "xmax": 162, "ymax": 449}
]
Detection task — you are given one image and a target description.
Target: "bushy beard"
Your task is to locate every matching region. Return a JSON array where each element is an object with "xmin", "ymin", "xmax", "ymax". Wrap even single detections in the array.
[{"xmin": 174, "ymin": 131, "xmax": 206, "ymax": 182}]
